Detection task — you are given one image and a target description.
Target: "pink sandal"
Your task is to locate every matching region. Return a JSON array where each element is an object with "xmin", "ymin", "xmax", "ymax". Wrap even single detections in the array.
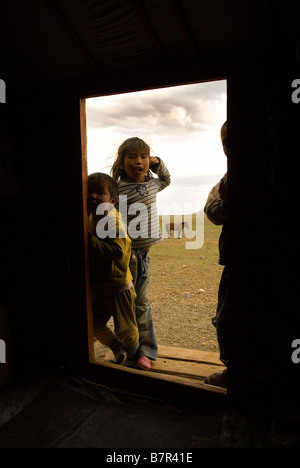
[{"xmin": 137, "ymin": 356, "xmax": 151, "ymax": 371}]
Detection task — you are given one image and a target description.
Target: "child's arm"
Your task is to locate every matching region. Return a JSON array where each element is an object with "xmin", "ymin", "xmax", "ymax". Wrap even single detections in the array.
[
  {"xmin": 88, "ymin": 215, "xmax": 127, "ymax": 261},
  {"xmin": 89, "ymin": 232, "xmax": 124, "ymax": 261},
  {"xmin": 150, "ymin": 157, "xmax": 171, "ymax": 190},
  {"xmin": 204, "ymin": 176, "xmax": 228, "ymax": 226}
]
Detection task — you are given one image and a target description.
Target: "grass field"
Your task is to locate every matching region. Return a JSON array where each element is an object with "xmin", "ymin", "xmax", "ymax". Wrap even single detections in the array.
[{"xmin": 149, "ymin": 214, "xmax": 223, "ymax": 352}]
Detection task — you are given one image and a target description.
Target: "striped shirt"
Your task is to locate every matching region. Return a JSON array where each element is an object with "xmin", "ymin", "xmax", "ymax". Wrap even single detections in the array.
[{"xmin": 117, "ymin": 159, "xmax": 171, "ymax": 249}]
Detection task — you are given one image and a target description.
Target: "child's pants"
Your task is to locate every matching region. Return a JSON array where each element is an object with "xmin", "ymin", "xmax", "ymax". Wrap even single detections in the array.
[
  {"xmin": 214, "ymin": 265, "xmax": 229, "ymax": 366},
  {"xmin": 92, "ymin": 286, "xmax": 139, "ymax": 356},
  {"xmin": 130, "ymin": 249, "xmax": 158, "ymax": 361}
]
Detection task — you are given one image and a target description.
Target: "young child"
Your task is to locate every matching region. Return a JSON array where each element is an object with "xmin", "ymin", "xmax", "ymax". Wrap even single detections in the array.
[
  {"xmin": 87, "ymin": 172, "xmax": 139, "ymax": 364},
  {"xmin": 111, "ymin": 137, "xmax": 171, "ymax": 370},
  {"xmin": 203, "ymin": 121, "xmax": 228, "ymax": 388}
]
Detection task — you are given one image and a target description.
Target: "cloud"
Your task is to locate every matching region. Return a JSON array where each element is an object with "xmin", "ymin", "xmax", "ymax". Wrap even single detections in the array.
[
  {"xmin": 86, "ymin": 80, "xmax": 226, "ymax": 141},
  {"xmin": 170, "ymin": 173, "xmax": 222, "ymax": 187},
  {"xmin": 156, "ymin": 173, "xmax": 224, "ymax": 213}
]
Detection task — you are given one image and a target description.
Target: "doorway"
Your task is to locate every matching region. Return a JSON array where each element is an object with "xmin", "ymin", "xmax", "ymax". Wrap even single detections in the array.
[{"xmin": 83, "ymin": 80, "xmax": 227, "ymax": 386}]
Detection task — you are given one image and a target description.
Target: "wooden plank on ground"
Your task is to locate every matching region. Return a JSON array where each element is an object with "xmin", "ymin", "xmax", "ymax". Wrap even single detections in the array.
[
  {"xmin": 151, "ymin": 357, "xmax": 222, "ymax": 380},
  {"xmin": 104, "ymin": 346, "xmax": 223, "ymax": 368},
  {"xmin": 87, "ymin": 360, "xmax": 228, "ymax": 406},
  {"xmin": 104, "ymin": 346, "xmax": 224, "ymax": 382},
  {"xmin": 158, "ymin": 345, "xmax": 224, "ymax": 366}
]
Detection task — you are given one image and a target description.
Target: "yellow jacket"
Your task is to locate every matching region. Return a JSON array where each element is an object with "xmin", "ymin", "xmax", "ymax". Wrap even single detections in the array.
[{"xmin": 88, "ymin": 208, "xmax": 132, "ymax": 292}]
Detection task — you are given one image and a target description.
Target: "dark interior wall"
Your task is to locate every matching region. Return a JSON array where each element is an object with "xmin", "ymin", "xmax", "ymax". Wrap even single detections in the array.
[
  {"xmin": 266, "ymin": 54, "xmax": 300, "ymax": 403},
  {"xmin": 0, "ymin": 85, "xmax": 88, "ymax": 377},
  {"xmin": 227, "ymin": 46, "xmax": 300, "ymax": 403}
]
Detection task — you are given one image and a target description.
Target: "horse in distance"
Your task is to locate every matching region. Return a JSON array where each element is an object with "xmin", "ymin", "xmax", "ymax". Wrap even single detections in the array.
[{"xmin": 165, "ymin": 221, "xmax": 189, "ymax": 238}]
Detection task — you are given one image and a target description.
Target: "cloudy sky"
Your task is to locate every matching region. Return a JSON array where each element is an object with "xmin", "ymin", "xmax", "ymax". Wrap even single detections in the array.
[{"xmin": 86, "ymin": 79, "xmax": 227, "ymax": 214}]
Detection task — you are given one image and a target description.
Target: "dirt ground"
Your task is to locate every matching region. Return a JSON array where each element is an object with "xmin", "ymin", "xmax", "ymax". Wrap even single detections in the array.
[
  {"xmin": 150, "ymin": 266, "xmax": 221, "ymax": 354},
  {"xmin": 94, "ymin": 216, "xmax": 223, "ymax": 359},
  {"xmin": 149, "ymin": 220, "xmax": 222, "ymax": 353}
]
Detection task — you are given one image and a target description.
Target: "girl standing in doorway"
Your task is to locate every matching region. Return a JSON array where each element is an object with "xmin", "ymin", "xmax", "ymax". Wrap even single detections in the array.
[{"xmin": 111, "ymin": 137, "xmax": 171, "ymax": 370}]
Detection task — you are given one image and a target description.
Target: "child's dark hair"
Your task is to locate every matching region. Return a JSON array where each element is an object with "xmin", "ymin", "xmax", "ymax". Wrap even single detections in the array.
[{"xmin": 88, "ymin": 172, "xmax": 119, "ymax": 200}]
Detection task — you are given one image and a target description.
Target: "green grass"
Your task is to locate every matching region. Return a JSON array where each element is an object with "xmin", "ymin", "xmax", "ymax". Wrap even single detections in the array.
[{"xmin": 150, "ymin": 213, "xmax": 222, "ymax": 289}]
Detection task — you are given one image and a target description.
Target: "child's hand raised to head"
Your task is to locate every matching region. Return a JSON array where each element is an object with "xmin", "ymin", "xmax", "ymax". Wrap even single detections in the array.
[{"xmin": 149, "ymin": 156, "xmax": 159, "ymax": 168}]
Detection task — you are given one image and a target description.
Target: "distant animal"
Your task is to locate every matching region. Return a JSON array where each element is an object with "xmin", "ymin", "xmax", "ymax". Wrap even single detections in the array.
[{"xmin": 165, "ymin": 222, "xmax": 189, "ymax": 238}]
